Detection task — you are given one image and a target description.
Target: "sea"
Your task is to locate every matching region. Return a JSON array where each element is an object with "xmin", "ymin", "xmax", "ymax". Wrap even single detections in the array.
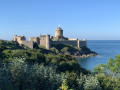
[{"xmin": 77, "ymin": 40, "xmax": 120, "ymax": 71}]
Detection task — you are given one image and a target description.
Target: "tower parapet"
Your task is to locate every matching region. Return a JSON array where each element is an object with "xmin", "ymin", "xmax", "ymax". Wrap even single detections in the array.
[{"xmin": 13, "ymin": 35, "xmax": 26, "ymax": 44}]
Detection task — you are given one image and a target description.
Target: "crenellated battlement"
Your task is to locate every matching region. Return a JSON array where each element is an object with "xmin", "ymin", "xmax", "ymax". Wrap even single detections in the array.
[{"xmin": 13, "ymin": 27, "xmax": 87, "ymax": 49}]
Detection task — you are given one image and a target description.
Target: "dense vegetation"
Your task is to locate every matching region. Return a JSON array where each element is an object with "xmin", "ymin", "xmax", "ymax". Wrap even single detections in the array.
[
  {"xmin": 0, "ymin": 40, "xmax": 120, "ymax": 90},
  {"xmin": 50, "ymin": 44, "xmax": 97, "ymax": 56},
  {"xmin": 93, "ymin": 55, "xmax": 120, "ymax": 90}
]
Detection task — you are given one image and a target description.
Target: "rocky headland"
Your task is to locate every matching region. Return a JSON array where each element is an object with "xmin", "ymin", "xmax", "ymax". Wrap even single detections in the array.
[
  {"xmin": 0, "ymin": 40, "xmax": 98, "ymax": 59},
  {"xmin": 50, "ymin": 44, "xmax": 98, "ymax": 58}
]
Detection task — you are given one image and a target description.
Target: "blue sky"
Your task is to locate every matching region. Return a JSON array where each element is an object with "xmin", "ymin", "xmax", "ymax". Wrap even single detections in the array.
[{"xmin": 0, "ymin": 0, "xmax": 120, "ymax": 40}]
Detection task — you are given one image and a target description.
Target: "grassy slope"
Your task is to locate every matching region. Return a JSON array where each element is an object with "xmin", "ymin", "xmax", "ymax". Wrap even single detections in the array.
[
  {"xmin": 0, "ymin": 40, "xmax": 89, "ymax": 74},
  {"xmin": 50, "ymin": 44, "xmax": 97, "ymax": 56}
]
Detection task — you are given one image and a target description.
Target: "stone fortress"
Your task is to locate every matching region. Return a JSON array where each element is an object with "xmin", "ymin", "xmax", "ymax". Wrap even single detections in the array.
[{"xmin": 13, "ymin": 27, "xmax": 87, "ymax": 49}]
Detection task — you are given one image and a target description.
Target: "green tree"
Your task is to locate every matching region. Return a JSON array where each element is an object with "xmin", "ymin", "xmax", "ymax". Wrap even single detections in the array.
[
  {"xmin": 61, "ymin": 47, "xmax": 69, "ymax": 53},
  {"xmin": 58, "ymin": 79, "xmax": 73, "ymax": 90},
  {"xmin": 94, "ymin": 54, "xmax": 120, "ymax": 76},
  {"xmin": 50, "ymin": 47, "xmax": 59, "ymax": 53},
  {"xmin": 93, "ymin": 54, "xmax": 120, "ymax": 90}
]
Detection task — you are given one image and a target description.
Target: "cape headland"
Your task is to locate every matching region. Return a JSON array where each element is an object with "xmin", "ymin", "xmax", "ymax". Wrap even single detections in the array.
[{"xmin": 13, "ymin": 27, "xmax": 98, "ymax": 58}]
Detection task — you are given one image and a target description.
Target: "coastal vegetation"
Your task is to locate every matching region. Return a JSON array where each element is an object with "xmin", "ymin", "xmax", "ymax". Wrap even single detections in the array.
[
  {"xmin": 93, "ymin": 55, "xmax": 120, "ymax": 90},
  {"xmin": 0, "ymin": 40, "xmax": 120, "ymax": 90},
  {"xmin": 50, "ymin": 44, "xmax": 97, "ymax": 57}
]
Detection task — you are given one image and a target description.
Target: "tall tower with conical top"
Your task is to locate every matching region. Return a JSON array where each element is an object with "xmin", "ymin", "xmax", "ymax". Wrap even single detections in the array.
[{"xmin": 55, "ymin": 27, "xmax": 63, "ymax": 38}]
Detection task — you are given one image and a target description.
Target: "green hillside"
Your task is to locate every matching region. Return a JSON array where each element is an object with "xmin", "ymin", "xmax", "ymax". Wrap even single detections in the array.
[{"xmin": 0, "ymin": 40, "xmax": 119, "ymax": 90}]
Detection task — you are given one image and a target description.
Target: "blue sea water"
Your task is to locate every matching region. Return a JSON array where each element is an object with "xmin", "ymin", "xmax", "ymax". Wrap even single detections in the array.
[{"xmin": 77, "ymin": 40, "xmax": 120, "ymax": 71}]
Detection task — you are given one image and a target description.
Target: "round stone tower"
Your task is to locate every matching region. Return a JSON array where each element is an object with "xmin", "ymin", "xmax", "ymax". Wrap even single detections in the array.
[{"xmin": 55, "ymin": 27, "xmax": 63, "ymax": 38}]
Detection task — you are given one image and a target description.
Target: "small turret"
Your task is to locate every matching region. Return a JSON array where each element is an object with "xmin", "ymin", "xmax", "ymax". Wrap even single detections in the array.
[{"xmin": 83, "ymin": 38, "xmax": 87, "ymax": 41}]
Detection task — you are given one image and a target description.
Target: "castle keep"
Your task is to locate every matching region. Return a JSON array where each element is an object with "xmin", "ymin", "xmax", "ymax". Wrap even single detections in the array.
[{"xmin": 13, "ymin": 27, "xmax": 87, "ymax": 49}]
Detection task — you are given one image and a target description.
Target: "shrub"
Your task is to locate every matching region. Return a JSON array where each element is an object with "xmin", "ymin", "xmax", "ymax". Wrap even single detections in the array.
[
  {"xmin": 83, "ymin": 75, "xmax": 101, "ymax": 90},
  {"xmin": 0, "ymin": 58, "xmax": 64, "ymax": 90},
  {"xmin": 93, "ymin": 54, "xmax": 120, "ymax": 90},
  {"xmin": 76, "ymin": 74, "xmax": 101, "ymax": 90}
]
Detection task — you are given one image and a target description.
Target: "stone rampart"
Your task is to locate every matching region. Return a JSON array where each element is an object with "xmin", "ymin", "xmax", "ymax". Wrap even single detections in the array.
[
  {"xmin": 51, "ymin": 40, "xmax": 78, "ymax": 47},
  {"xmin": 21, "ymin": 41, "xmax": 34, "ymax": 49},
  {"xmin": 51, "ymin": 40, "xmax": 86, "ymax": 47},
  {"xmin": 46, "ymin": 35, "xmax": 51, "ymax": 49},
  {"xmin": 39, "ymin": 36, "xmax": 46, "ymax": 46},
  {"xmin": 69, "ymin": 38, "xmax": 78, "ymax": 40},
  {"xmin": 79, "ymin": 41, "xmax": 86, "ymax": 47},
  {"xmin": 29, "ymin": 37, "xmax": 40, "ymax": 45},
  {"xmin": 13, "ymin": 27, "xmax": 87, "ymax": 49},
  {"xmin": 13, "ymin": 35, "xmax": 26, "ymax": 44}
]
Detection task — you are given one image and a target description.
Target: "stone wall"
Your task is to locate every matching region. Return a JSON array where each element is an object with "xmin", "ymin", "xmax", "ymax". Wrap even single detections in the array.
[
  {"xmin": 69, "ymin": 38, "xmax": 78, "ymax": 40},
  {"xmin": 29, "ymin": 37, "xmax": 40, "ymax": 45},
  {"xmin": 51, "ymin": 40, "xmax": 78, "ymax": 47},
  {"xmin": 29, "ymin": 35, "xmax": 51, "ymax": 49},
  {"xmin": 39, "ymin": 35, "xmax": 46, "ymax": 46},
  {"xmin": 79, "ymin": 41, "xmax": 87, "ymax": 47},
  {"xmin": 21, "ymin": 41, "xmax": 34, "ymax": 49},
  {"xmin": 51, "ymin": 40, "xmax": 86, "ymax": 48},
  {"xmin": 46, "ymin": 35, "xmax": 51, "ymax": 49},
  {"xmin": 13, "ymin": 35, "xmax": 26, "ymax": 45}
]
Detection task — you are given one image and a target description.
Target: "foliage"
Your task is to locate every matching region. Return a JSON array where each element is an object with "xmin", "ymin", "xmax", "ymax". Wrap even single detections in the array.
[
  {"xmin": 50, "ymin": 44, "xmax": 94, "ymax": 56},
  {"xmin": 83, "ymin": 75, "xmax": 101, "ymax": 90},
  {"xmin": 65, "ymin": 71, "xmax": 78, "ymax": 87},
  {"xmin": 93, "ymin": 54, "xmax": 120, "ymax": 77},
  {"xmin": 0, "ymin": 40, "xmax": 92, "ymax": 90},
  {"xmin": 96, "ymin": 74, "xmax": 120, "ymax": 90},
  {"xmin": 0, "ymin": 58, "xmax": 63, "ymax": 90},
  {"xmin": 93, "ymin": 54, "xmax": 120, "ymax": 90},
  {"xmin": 81, "ymin": 46, "xmax": 91, "ymax": 52},
  {"xmin": 38, "ymin": 45, "xmax": 46, "ymax": 49},
  {"xmin": 51, "ymin": 44, "xmax": 81, "ymax": 54},
  {"xmin": 0, "ymin": 40, "xmax": 23, "ymax": 50},
  {"xmin": 45, "ymin": 54, "xmax": 89, "ymax": 74},
  {"xmin": 1, "ymin": 40, "xmax": 120, "ymax": 89},
  {"xmin": 2, "ymin": 49, "xmax": 46, "ymax": 64},
  {"xmin": 50, "ymin": 47, "xmax": 59, "ymax": 53},
  {"xmin": 76, "ymin": 73, "xmax": 101, "ymax": 90},
  {"xmin": 61, "ymin": 47, "xmax": 69, "ymax": 53},
  {"xmin": 1, "ymin": 47, "xmax": 89, "ymax": 74},
  {"xmin": 58, "ymin": 79, "xmax": 73, "ymax": 90}
]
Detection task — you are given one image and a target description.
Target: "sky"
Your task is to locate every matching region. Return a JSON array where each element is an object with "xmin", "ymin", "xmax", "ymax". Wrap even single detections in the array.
[{"xmin": 0, "ymin": 0, "xmax": 120, "ymax": 40}]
